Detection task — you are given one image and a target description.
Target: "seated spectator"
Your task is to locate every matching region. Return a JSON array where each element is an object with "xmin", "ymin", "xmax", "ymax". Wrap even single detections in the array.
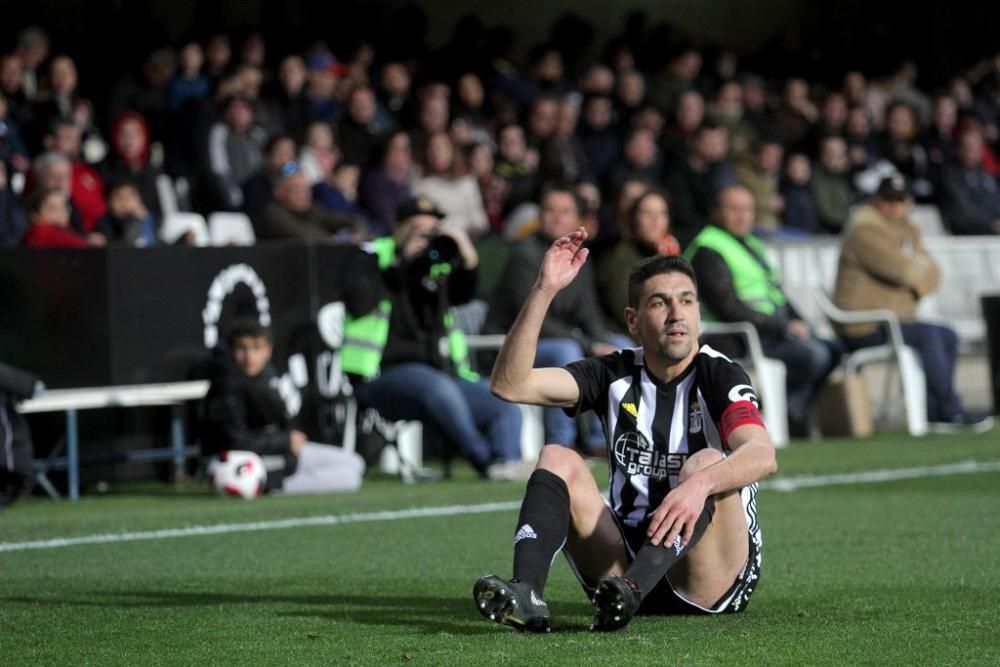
[
  {"xmin": 844, "ymin": 105, "xmax": 880, "ymax": 172},
  {"xmin": 95, "ymin": 179, "xmax": 156, "ymax": 246},
  {"xmin": 665, "ymin": 120, "xmax": 735, "ymax": 247},
  {"xmin": 596, "ymin": 188, "xmax": 680, "ymax": 336},
  {"xmin": 780, "ymin": 152, "xmax": 820, "ymax": 235},
  {"xmin": 811, "ymin": 135, "xmax": 854, "ymax": 234},
  {"xmin": 607, "ymin": 127, "xmax": 662, "ymax": 198},
  {"xmin": 772, "ymin": 78, "xmax": 817, "ymax": 149},
  {"xmin": 102, "ymin": 111, "xmax": 163, "ymax": 221},
  {"xmin": 0, "ymin": 91, "xmax": 30, "ymax": 173},
  {"xmin": 256, "ymin": 163, "xmax": 363, "ymax": 241},
  {"xmin": 941, "ymin": 126, "xmax": 1000, "ymax": 234},
  {"xmin": 313, "ymin": 161, "xmax": 368, "ymax": 222},
  {"xmin": 22, "ymin": 187, "xmax": 104, "ymax": 248},
  {"xmin": 242, "ymin": 134, "xmax": 297, "ymax": 221},
  {"xmin": 337, "ymin": 85, "xmax": 382, "ymax": 167},
  {"xmin": 31, "ymin": 150, "xmax": 85, "ymax": 233},
  {"xmin": 880, "ymin": 101, "xmax": 934, "ymax": 201},
  {"xmin": 735, "ymin": 136, "xmax": 784, "ymax": 236},
  {"xmin": 494, "ymin": 122, "xmax": 539, "ymax": 218},
  {"xmin": 708, "ymin": 79, "xmax": 756, "ymax": 161},
  {"xmin": 576, "ymin": 93, "xmax": 620, "ymax": 187},
  {"xmin": 29, "ymin": 54, "xmax": 98, "ymax": 154},
  {"xmin": 341, "ymin": 197, "xmax": 530, "ymax": 480},
  {"xmin": 297, "ymin": 120, "xmax": 336, "ymax": 186},
  {"xmin": 165, "ymin": 42, "xmax": 210, "ymax": 114},
  {"xmin": 359, "ymin": 129, "xmax": 414, "ymax": 237},
  {"xmin": 202, "ymin": 95, "xmax": 267, "ymax": 211},
  {"xmin": 485, "ymin": 183, "xmax": 630, "ymax": 449},
  {"xmin": 412, "ymin": 131, "xmax": 488, "ymax": 238},
  {"xmin": 41, "ymin": 118, "xmax": 106, "ymax": 232},
  {"xmin": 685, "ymin": 185, "xmax": 840, "ymax": 430},
  {"xmin": 921, "ymin": 94, "xmax": 959, "ymax": 193},
  {"xmin": 0, "ymin": 161, "xmax": 28, "ymax": 246},
  {"xmin": 661, "ymin": 88, "xmax": 705, "ymax": 163},
  {"xmin": 262, "ymin": 55, "xmax": 310, "ymax": 141},
  {"xmin": 833, "ymin": 175, "xmax": 992, "ymax": 432},
  {"xmin": 202, "ymin": 319, "xmax": 365, "ymax": 494},
  {"xmin": 464, "ymin": 141, "xmax": 508, "ymax": 235},
  {"xmin": 538, "ymin": 93, "xmax": 590, "ymax": 185}
]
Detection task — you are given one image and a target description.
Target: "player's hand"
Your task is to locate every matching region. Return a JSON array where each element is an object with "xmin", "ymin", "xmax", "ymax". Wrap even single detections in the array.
[
  {"xmin": 536, "ymin": 227, "xmax": 589, "ymax": 295},
  {"xmin": 647, "ymin": 475, "xmax": 711, "ymax": 549}
]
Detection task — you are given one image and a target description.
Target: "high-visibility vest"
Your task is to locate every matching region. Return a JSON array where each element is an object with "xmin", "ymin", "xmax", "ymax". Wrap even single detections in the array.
[
  {"xmin": 683, "ymin": 225, "xmax": 786, "ymax": 319},
  {"xmin": 340, "ymin": 237, "xmax": 478, "ymax": 381}
]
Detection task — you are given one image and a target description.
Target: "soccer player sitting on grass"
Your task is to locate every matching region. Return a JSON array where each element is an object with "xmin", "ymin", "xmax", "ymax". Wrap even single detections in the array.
[{"xmin": 473, "ymin": 229, "xmax": 778, "ymax": 632}]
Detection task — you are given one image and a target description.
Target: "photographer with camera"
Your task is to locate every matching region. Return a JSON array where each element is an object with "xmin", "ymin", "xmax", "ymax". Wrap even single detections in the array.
[{"xmin": 341, "ymin": 196, "xmax": 531, "ymax": 480}]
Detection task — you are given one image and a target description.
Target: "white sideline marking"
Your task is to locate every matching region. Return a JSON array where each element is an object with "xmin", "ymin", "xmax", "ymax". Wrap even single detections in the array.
[{"xmin": 2, "ymin": 460, "xmax": 998, "ymax": 553}]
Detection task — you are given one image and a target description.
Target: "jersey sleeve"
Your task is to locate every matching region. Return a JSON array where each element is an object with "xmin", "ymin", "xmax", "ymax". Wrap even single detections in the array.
[
  {"xmin": 562, "ymin": 353, "xmax": 615, "ymax": 416},
  {"xmin": 699, "ymin": 350, "xmax": 765, "ymax": 446}
]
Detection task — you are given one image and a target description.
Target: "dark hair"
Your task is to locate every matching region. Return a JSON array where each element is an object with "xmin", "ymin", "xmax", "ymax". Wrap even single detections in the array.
[
  {"xmin": 539, "ymin": 181, "xmax": 585, "ymax": 217},
  {"xmin": 627, "ymin": 255, "xmax": 698, "ymax": 308},
  {"xmin": 226, "ymin": 318, "xmax": 272, "ymax": 346},
  {"xmin": 104, "ymin": 176, "xmax": 139, "ymax": 199},
  {"xmin": 626, "ymin": 187, "xmax": 671, "ymax": 236},
  {"xmin": 25, "ymin": 186, "xmax": 64, "ymax": 216}
]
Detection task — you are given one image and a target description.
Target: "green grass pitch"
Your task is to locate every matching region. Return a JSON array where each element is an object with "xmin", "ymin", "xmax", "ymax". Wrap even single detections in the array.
[{"xmin": 1, "ymin": 431, "xmax": 999, "ymax": 665}]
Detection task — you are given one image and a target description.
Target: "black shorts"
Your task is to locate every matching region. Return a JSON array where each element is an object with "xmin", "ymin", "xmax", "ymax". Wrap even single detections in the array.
[{"xmin": 567, "ymin": 508, "xmax": 762, "ymax": 615}]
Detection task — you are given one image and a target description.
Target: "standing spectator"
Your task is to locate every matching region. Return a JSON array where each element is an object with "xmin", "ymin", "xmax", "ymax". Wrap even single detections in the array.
[
  {"xmin": 811, "ymin": 135, "xmax": 854, "ymax": 234},
  {"xmin": 412, "ymin": 132, "xmax": 488, "ymax": 238},
  {"xmin": 359, "ymin": 129, "xmax": 414, "ymax": 237},
  {"xmin": 833, "ymin": 175, "xmax": 992, "ymax": 431},
  {"xmin": 202, "ymin": 95, "xmax": 266, "ymax": 211},
  {"xmin": 941, "ymin": 127, "xmax": 1000, "ymax": 234},
  {"xmin": 685, "ymin": 185, "xmax": 839, "ymax": 430}
]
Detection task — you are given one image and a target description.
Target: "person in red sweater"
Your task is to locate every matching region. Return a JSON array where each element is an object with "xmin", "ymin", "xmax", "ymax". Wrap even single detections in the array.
[{"xmin": 22, "ymin": 187, "xmax": 104, "ymax": 248}]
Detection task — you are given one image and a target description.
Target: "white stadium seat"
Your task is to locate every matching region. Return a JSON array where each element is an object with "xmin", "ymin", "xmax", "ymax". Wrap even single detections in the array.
[{"xmin": 208, "ymin": 211, "xmax": 257, "ymax": 246}]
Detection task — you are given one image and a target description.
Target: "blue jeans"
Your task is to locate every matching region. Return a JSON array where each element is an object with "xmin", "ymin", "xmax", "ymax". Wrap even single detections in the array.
[
  {"xmin": 360, "ymin": 363, "xmax": 522, "ymax": 471},
  {"xmin": 846, "ymin": 322, "xmax": 963, "ymax": 422},
  {"xmin": 761, "ymin": 335, "xmax": 840, "ymax": 422}
]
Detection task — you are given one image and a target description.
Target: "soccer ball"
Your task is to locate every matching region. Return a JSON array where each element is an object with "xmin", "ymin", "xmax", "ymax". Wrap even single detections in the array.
[{"xmin": 208, "ymin": 451, "xmax": 267, "ymax": 499}]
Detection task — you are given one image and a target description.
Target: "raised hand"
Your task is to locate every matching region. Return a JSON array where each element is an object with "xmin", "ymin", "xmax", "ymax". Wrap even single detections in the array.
[{"xmin": 536, "ymin": 227, "xmax": 589, "ymax": 294}]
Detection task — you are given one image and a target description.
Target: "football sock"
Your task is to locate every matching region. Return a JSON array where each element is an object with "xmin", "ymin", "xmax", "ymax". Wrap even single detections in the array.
[
  {"xmin": 625, "ymin": 497, "xmax": 715, "ymax": 598},
  {"xmin": 511, "ymin": 469, "xmax": 571, "ymax": 596}
]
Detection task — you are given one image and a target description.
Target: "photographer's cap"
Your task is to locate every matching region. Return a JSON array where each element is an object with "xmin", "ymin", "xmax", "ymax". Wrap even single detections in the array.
[{"xmin": 397, "ymin": 196, "xmax": 446, "ymax": 222}]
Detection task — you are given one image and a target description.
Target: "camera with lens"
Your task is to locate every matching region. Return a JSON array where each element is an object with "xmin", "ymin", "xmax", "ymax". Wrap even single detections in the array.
[{"xmin": 405, "ymin": 233, "xmax": 459, "ymax": 292}]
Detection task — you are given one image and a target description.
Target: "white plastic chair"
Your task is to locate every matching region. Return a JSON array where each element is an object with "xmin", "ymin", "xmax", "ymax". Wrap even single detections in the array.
[
  {"xmin": 208, "ymin": 211, "xmax": 256, "ymax": 246},
  {"xmin": 159, "ymin": 212, "xmax": 210, "ymax": 246},
  {"xmin": 156, "ymin": 174, "xmax": 179, "ymax": 218},
  {"xmin": 815, "ymin": 290, "xmax": 928, "ymax": 436},
  {"xmin": 700, "ymin": 322, "xmax": 790, "ymax": 447}
]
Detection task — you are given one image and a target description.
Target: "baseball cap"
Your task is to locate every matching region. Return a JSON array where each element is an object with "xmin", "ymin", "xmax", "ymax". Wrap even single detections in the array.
[
  {"xmin": 397, "ymin": 196, "xmax": 446, "ymax": 221},
  {"xmin": 876, "ymin": 173, "xmax": 911, "ymax": 200},
  {"xmin": 306, "ymin": 52, "xmax": 348, "ymax": 76}
]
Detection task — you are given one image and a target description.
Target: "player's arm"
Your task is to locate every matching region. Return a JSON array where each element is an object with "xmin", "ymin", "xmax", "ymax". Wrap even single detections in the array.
[
  {"xmin": 490, "ymin": 228, "xmax": 589, "ymax": 408},
  {"xmin": 647, "ymin": 421, "xmax": 777, "ymax": 548}
]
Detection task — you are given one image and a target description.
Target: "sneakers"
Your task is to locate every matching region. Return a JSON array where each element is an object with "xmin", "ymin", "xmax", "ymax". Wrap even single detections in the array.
[
  {"xmin": 928, "ymin": 411, "xmax": 995, "ymax": 434},
  {"xmin": 590, "ymin": 575, "xmax": 642, "ymax": 632},
  {"xmin": 485, "ymin": 459, "xmax": 536, "ymax": 481},
  {"xmin": 473, "ymin": 575, "xmax": 551, "ymax": 633}
]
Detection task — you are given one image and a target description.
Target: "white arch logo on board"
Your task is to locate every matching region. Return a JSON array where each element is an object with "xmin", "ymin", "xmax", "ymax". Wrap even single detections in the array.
[{"xmin": 202, "ymin": 263, "xmax": 272, "ymax": 349}]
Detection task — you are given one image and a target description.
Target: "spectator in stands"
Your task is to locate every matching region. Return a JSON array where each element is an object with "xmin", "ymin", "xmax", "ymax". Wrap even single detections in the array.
[
  {"xmin": 412, "ymin": 86, "xmax": 450, "ymax": 160},
  {"xmin": 203, "ymin": 34, "xmax": 232, "ymax": 89},
  {"xmin": 781, "ymin": 152, "xmax": 819, "ymax": 235},
  {"xmin": 314, "ymin": 161, "xmax": 367, "ymax": 222},
  {"xmin": 0, "ymin": 91, "xmax": 30, "ymax": 174},
  {"xmin": 538, "ymin": 93, "xmax": 590, "ymax": 185},
  {"xmin": 607, "ymin": 127, "xmax": 662, "ymax": 198},
  {"xmin": 203, "ymin": 95, "xmax": 266, "ymax": 211},
  {"xmin": 376, "ymin": 62, "xmax": 413, "ymax": 128},
  {"xmin": 494, "ymin": 123, "xmax": 538, "ymax": 219},
  {"xmin": 665, "ymin": 120, "xmax": 734, "ymax": 247},
  {"xmin": 833, "ymin": 175, "xmax": 992, "ymax": 432},
  {"xmin": 242, "ymin": 134, "xmax": 297, "ymax": 220},
  {"xmin": 805, "ymin": 91, "xmax": 848, "ymax": 154},
  {"xmin": 102, "ymin": 112, "xmax": 163, "ymax": 221},
  {"xmin": 735, "ymin": 135, "xmax": 785, "ymax": 237},
  {"xmin": 465, "ymin": 141, "xmax": 508, "ymax": 235},
  {"xmin": 298, "ymin": 120, "xmax": 337, "ymax": 185},
  {"xmin": 661, "ymin": 88, "xmax": 704, "ymax": 163},
  {"xmin": 337, "ymin": 85, "xmax": 382, "ymax": 167},
  {"xmin": 811, "ymin": 135, "xmax": 854, "ymax": 234},
  {"xmin": 30, "ymin": 55, "xmax": 95, "ymax": 153},
  {"xmin": 304, "ymin": 51, "xmax": 346, "ymax": 125},
  {"xmin": 845, "ymin": 105, "xmax": 880, "ymax": 171},
  {"xmin": 596, "ymin": 188, "xmax": 680, "ymax": 336},
  {"xmin": 412, "ymin": 131, "xmax": 488, "ymax": 238},
  {"xmin": 340, "ymin": 196, "xmax": 530, "ymax": 480},
  {"xmin": 107, "ymin": 48, "xmax": 175, "ymax": 142},
  {"xmin": 772, "ymin": 78, "xmax": 817, "ymax": 148},
  {"xmin": 166, "ymin": 42, "xmax": 210, "ymax": 113},
  {"xmin": 0, "ymin": 55, "xmax": 33, "ymax": 133},
  {"xmin": 22, "ymin": 187, "xmax": 103, "ymax": 248},
  {"xmin": 941, "ymin": 126, "xmax": 1000, "ymax": 234},
  {"xmin": 881, "ymin": 101, "xmax": 934, "ymax": 201},
  {"xmin": 709, "ymin": 79, "xmax": 755, "ymax": 161},
  {"xmin": 95, "ymin": 179, "xmax": 157, "ymax": 246},
  {"xmin": 41, "ymin": 120, "xmax": 106, "ymax": 232},
  {"xmin": 576, "ymin": 94, "xmax": 620, "ymax": 188},
  {"xmin": 685, "ymin": 185, "xmax": 840, "ymax": 431},
  {"xmin": 921, "ymin": 94, "xmax": 959, "ymax": 192},
  {"xmin": 486, "ymin": 183, "xmax": 628, "ymax": 449},
  {"xmin": 256, "ymin": 162, "xmax": 363, "ymax": 241},
  {"xmin": 0, "ymin": 161, "xmax": 28, "ymax": 246},
  {"xmin": 359, "ymin": 129, "xmax": 414, "ymax": 237},
  {"xmin": 203, "ymin": 319, "xmax": 365, "ymax": 494},
  {"xmin": 13, "ymin": 27, "xmax": 48, "ymax": 102},
  {"xmin": 264, "ymin": 55, "xmax": 310, "ymax": 141}
]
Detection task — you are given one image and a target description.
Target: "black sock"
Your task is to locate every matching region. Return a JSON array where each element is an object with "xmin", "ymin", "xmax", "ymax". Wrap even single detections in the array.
[
  {"xmin": 625, "ymin": 497, "xmax": 715, "ymax": 598},
  {"xmin": 511, "ymin": 469, "xmax": 570, "ymax": 596}
]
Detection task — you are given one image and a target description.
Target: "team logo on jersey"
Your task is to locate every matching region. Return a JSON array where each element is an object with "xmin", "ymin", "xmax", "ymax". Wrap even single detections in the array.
[
  {"xmin": 621, "ymin": 401, "xmax": 638, "ymax": 418},
  {"xmin": 689, "ymin": 401, "xmax": 703, "ymax": 434},
  {"xmin": 728, "ymin": 384, "xmax": 760, "ymax": 408},
  {"xmin": 613, "ymin": 432, "xmax": 688, "ymax": 479}
]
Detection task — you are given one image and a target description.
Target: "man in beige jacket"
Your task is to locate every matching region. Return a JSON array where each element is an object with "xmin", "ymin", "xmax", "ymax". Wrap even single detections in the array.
[{"xmin": 833, "ymin": 174, "xmax": 992, "ymax": 432}]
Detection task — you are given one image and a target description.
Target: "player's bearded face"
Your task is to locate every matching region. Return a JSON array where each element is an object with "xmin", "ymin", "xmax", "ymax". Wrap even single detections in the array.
[{"xmin": 627, "ymin": 273, "xmax": 699, "ymax": 364}]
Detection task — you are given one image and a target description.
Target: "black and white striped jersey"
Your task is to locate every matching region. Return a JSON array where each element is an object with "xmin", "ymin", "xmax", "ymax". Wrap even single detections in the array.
[{"xmin": 565, "ymin": 344, "xmax": 764, "ymax": 542}]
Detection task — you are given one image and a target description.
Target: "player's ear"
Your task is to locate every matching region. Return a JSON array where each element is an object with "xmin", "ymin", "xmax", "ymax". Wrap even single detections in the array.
[{"xmin": 625, "ymin": 306, "xmax": 638, "ymax": 336}]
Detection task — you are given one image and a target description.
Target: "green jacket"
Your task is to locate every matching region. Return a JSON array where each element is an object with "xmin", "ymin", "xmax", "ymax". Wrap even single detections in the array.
[{"xmin": 341, "ymin": 237, "xmax": 477, "ymax": 381}]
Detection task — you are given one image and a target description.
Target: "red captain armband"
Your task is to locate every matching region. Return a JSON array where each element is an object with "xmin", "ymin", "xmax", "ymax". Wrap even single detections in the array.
[{"xmin": 719, "ymin": 400, "xmax": 765, "ymax": 448}]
